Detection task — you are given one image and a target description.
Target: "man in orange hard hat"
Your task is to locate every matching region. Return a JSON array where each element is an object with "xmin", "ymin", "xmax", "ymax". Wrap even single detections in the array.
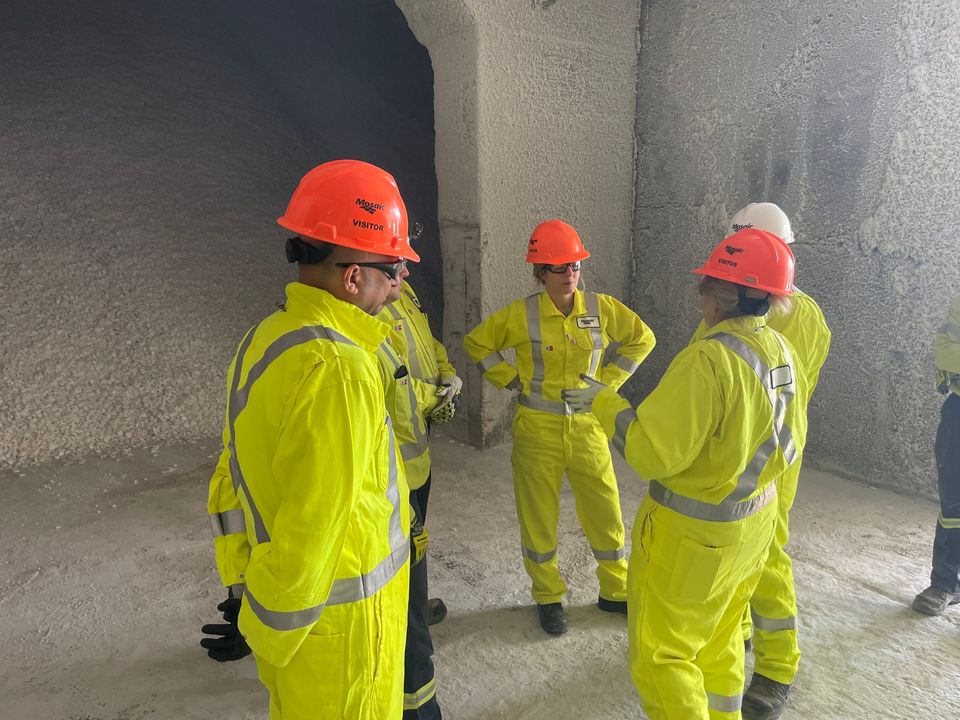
[{"xmin": 203, "ymin": 159, "xmax": 418, "ymax": 719}]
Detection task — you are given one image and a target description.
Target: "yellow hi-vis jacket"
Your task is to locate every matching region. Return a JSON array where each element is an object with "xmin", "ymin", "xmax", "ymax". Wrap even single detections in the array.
[
  {"xmin": 935, "ymin": 296, "xmax": 960, "ymax": 396},
  {"xmin": 595, "ymin": 315, "xmax": 810, "ymax": 518},
  {"xmin": 208, "ymin": 282, "xmax": 410, "ymax": 670},
  {"xmin": 377, "ymin": 281, "xmax": 457, "ymax": 488},
  {"xmin": 464, "ymin": 289, "xmax": 655, "ymax": 413},
  {"xmin": 692, "ymin": 288, "xmax": 831, "ymax": 397},
  {"xmin": 375, "ymin": 338, "xmax": 431, "ymax": 490}
]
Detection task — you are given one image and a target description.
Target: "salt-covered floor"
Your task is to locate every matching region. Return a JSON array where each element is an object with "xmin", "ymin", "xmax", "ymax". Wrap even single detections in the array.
[{"xmin": 2, "ymin": 437, "xmax": 958, "ymax": 719}]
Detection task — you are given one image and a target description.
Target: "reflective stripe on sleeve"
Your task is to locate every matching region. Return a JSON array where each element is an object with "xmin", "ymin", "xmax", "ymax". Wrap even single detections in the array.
[
  {"xmin": 611, "ymin": 407, "xmax": 636, "ymax": 458},
  {"xmin": 477, "ymin": 351, "xmax": 507, "ymax": 372},
  {"xmin": 209, "ymin": 509, "xmax": 246, "ymax": 538},
  {"xmin": 751, "ymin": 608, "xmax": 798, "ymax": 632},
  {"xmin": 403, "ymin": 677, "xmax": 437, "ymax": 710},
  {"xmin": 939, "ymin": 513, "xmax": 960, "ymax": 530},
  {"xmin": 609, "ymin": 354, "xmax": 640, "ymax": 375}
]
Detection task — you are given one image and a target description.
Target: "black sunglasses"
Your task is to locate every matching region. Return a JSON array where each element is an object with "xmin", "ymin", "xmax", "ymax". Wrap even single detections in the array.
[
  {"xmin": 545, "ymin": 261, "xmax": 582, "ymax": 274},
  {"xmin": 335, "ymin": 259, "xmax": 407, "ymax": 280}
]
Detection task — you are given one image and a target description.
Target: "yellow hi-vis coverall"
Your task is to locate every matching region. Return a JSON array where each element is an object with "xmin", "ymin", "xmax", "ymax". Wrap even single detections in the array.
[
  {"xmin": 465, "ymin": 289, "xmax": 655, "ymax": 604},
  {"xmin": 691, "ymin": 287, "xmax": 830, "ymax": 685},
  {"xmin": 594, "ymin": 315, "xmax": 809, "ymax": 720},
  {"xmin": 377, "ymin": 280, "xmax": 457, "ymax": 490},
  {"xmin": 208, "ymin": 282, "xmax": 410, "ymax": 720}
]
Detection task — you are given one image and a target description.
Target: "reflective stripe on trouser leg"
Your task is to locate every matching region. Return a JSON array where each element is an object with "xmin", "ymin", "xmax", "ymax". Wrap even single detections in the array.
[
  {"xmin": 750, "ymin": 463, "xmax": 801, "ymax": 684},
  {"xmin": 932, "ymin": 394, "xmax": 960, "ymax": 593},
  {"xmin": 565, "ymin": 413, "xmax": 628, "ymax": 602},
  {"xmin": 404, "ymin": 489, "xmax": 441, "ymax": 720},
  {"xmin": 512, "ymin": 408, "xmax": 568, "ymax": 604},
  {"xmin": 628, "ymin": 495, "xmax": 776, "ymax": 720}
]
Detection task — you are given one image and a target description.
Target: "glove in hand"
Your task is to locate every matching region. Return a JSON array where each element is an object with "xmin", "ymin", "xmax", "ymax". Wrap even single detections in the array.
[
  {"xmin": 561, "ymin": 374, "xmax": 606, "ymax": 413},
  {"xmin": 431, "ymin": 376, "xmax": 462, "ymax": 425},
  {"xmin": 201, "ymin": 596, "xmax": 252, "ymax": 662}
]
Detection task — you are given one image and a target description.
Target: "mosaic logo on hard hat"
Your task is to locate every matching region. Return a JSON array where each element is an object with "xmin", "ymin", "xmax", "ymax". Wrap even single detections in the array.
[{"xmin": 355, "ymin": 198, "xmax": 386, "ymax": 214}]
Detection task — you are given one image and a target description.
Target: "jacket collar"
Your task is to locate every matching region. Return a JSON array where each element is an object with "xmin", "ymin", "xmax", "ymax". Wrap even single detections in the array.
[{"xmin": 283, "ymin": 282, "xmax": 389, "ymax": 353}]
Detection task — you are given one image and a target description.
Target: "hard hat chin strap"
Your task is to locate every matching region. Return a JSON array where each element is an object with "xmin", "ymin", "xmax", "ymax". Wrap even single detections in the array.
[{"xmin": 736, "ymin": 286, "xmax": 771, "ymax": 316}]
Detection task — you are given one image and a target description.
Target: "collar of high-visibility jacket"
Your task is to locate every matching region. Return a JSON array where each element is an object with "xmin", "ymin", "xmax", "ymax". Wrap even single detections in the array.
[
  {"xmin": 700, "ymin": 313, "xmax": 768, "ymax": 339},
  {"xmin": 538, "ymin": 288, "xmax": 588, "ymax": 318},
  {"xmin": 283, "ymin": 282, "xmax": 389, "ymax": 353}
]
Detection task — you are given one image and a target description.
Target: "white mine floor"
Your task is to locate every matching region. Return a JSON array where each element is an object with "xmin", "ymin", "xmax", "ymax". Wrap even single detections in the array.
[{"xmin": 2, "ymin": 437, "xmax": 959, "ymax": 719}]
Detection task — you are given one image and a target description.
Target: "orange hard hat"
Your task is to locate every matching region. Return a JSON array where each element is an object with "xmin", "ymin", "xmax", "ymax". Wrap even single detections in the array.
[
  {"xmin": 692, "ymin": 228, "xmax": 794, "ymax": 295},
  {"xmin": 525, "ymin": 219, "xmax": 590, "ymax": 264},
  {"xmin": 277, "ymin": 159, "xmax": 420, "ymax": 262}
]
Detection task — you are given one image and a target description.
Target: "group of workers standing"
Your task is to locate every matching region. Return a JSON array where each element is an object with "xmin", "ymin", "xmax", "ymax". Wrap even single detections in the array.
[{"xmin": 196, "ymin": 156, "xmax": 948, "ymax": 719}]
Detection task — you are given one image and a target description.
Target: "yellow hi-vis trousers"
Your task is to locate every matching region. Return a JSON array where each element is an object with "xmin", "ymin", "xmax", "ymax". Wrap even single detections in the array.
[
  {"xmin": 629, "ymin": 494, "xmax": 777, "ymax": 720},
  {"xmin": 253, "ymin": 565, "xmax": 409, "ymax": 720},
  {"xmin": 742, "ymin": 462, "xmax": 801, "ymax": 684},
  {"xmin": 511, "ymin": 406, "xmax": 628, "ymax": 605}
]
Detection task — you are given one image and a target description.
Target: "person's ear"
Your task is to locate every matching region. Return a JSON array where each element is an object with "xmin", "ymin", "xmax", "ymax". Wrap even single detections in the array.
[{"xmin": 341, "ymin": 264, "xmax": 362, "ymax": 296}]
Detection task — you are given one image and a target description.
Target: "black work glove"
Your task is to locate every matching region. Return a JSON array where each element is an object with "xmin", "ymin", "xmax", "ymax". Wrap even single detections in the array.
[{"xmin": 200, "ymin": 596, "xmax": 252, "ymax": 662}]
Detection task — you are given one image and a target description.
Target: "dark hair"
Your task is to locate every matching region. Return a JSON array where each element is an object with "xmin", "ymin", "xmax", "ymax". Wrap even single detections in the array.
[{"xmin": 285, "ymin": 237, "xmax": 335, "ymax": 264}]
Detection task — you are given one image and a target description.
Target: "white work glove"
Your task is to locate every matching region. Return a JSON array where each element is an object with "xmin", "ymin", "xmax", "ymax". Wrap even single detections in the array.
[
  {"xmin": 430, "ymin": 375, "xmax": 462, "ymax": 425},
  {"xmin": 561, "ymin": 374, "xmax": 606, "ymax": 413}
]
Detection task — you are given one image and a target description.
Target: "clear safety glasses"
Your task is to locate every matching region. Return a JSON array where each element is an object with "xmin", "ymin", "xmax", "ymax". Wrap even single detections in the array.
[{"xmin": 545, "ymin": 261, "xmax": 582, "ymax": 274}]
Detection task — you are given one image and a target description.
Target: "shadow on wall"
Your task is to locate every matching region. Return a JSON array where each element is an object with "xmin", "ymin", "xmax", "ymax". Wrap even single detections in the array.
[{"xmin": 0, "ymin": 0, "xmax": 440, "ymax": 467}]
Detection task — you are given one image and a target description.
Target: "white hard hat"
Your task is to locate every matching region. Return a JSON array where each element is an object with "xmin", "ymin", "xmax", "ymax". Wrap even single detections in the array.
[{"xmin": 725, "ymin": 202, "xmax": 794, "ymax": 244}]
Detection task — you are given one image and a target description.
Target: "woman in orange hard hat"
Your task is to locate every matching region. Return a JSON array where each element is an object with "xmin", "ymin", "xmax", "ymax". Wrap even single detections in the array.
[
  {"xmin": 564, "ymin": 228, "xmax": 808, "ymax": 719},
  {"xmin": 464, "ymin": 219, "xmax": 656, "ymax": 635}
]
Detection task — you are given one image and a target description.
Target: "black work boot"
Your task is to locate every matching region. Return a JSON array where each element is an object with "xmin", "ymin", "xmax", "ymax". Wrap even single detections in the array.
[
  {"xmin": 912, "ymin": 585, "xmax": 960, "ymax": 616},
  {"xmin": 427, "ymin": 598, "xmax": 447, "ymax": 626},
  {"xmin": 596, "ymin": 597, "xmax": 628, "ymax": 615},
  {"xmin": 537, "ymin": 602, "xmax": 567, "ymax": 635},
  {"xmin": 741, "ymin": 673, "xmax": 791, "ymax": 720}
]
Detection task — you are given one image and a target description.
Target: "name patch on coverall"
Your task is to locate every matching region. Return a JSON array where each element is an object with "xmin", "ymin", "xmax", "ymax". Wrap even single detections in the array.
[{"xmin": 577, "ymin": 316, "xmax": 600, "ymax": 329}]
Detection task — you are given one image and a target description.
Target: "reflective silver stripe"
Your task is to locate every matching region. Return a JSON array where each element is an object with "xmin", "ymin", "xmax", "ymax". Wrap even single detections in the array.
[
  {"xmin": 229, "ymin": 324, "xmax": 359, "ymax": 545},
  {"xmin": 609, "ymin": 354, "xmax": 640, "ymax": 375},
  {"xmin": 525, "ymin": 295, "xmax": 545, "ymax": 397},
  {"xmin": 707, "ymin": 692, "xmax": 742, "ymax": 713},
  {"xmin": 244, "ymin": 587, "xmax": 325, "ymax": 631},
  {"xmin": 244, "ymin": 416, "xmax": 409, "ymax": 631},
  {"xmin": 583, "ymin": 292, "xmax": 605, "ymax": 379},
  {"xmin": 518, "ymin": 393, "xmax": 582, "ymax": 415},
  {"xmin": 751, "ymin": 608, "xmax": 798, "ymax": 632},
  {"xmin": 209, "ymin": 509, "xmax": 247, "ymax": 538},
  {"xmin": 403, "ymin": 677, "xmax": 437, "ymax": 710},
  {"xmin": 327, "ymin": 538, "xmax": 410, "ymax": 606},
  {"xmin": 649, "ymin": 479, "xmax": 776, "ymax": 522},
  {"xmin": 477, "ymin": 351, "xmax": 507, "ymax": 372},
  {"xmin": 523, "ymin": 546, "xmax": 557, "ymax": 563},
  {"xmin": 612, "ymin": 407, "xmax": 635, "ymax": 458},
  {"xmin": 228, "ymin": 583, "xmax": 245, "ymax": 599},
  {"xmin": 939, "ymin": 323, "xmax": 960, "ymax": 341},
  {"xmin": 592, "ymin": 546, "xmax": 625, "ymax": 561},
  {"xmin": 387, "ymin": 304, "xmax": 427, "ymax": 381}
]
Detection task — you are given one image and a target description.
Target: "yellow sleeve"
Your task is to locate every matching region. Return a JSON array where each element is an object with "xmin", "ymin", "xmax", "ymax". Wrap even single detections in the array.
[
  {"xmin": 935, "ymin": 297, "xmax": 960, "ymax": 375},
  {"xmin": 593, "ymin": 348, "xmax": 723, "ymax": 480},
  {"xmin": 433, "ymin": 336, "xmax": 458, "ymax": 380},
  {"xmin": 207, "ymin": 445, "xmax": 251, "ymax": 591},
  {"xmin": 689, "ymin": 319, "xmax": 709, "ymax": 345},
  {"xmin": 238, "ymin": 366, "xmax": 381, "ymax": 668},
  {"xmin": 464, "ymin": 302, "xmax": 524, "ymax": 390},
  {"xmin": 598, "ymin": 295, "xmax": 656, "ymax": 391}
]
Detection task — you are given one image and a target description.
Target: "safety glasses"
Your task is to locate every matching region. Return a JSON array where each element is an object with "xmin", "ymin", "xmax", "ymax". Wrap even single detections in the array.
[
  {"xmin": 545, "ymin": 261, "xmax": 582, "ymax": 274},
  {"xmin": 336, "ymin": 259, "xmax": 407, "ymax": 280}
]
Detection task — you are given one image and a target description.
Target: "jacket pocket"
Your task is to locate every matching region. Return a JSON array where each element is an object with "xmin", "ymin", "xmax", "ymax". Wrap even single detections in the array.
[{"xmin": 668, "ymin": 536, "xmax": 732, "ymax": 603}]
